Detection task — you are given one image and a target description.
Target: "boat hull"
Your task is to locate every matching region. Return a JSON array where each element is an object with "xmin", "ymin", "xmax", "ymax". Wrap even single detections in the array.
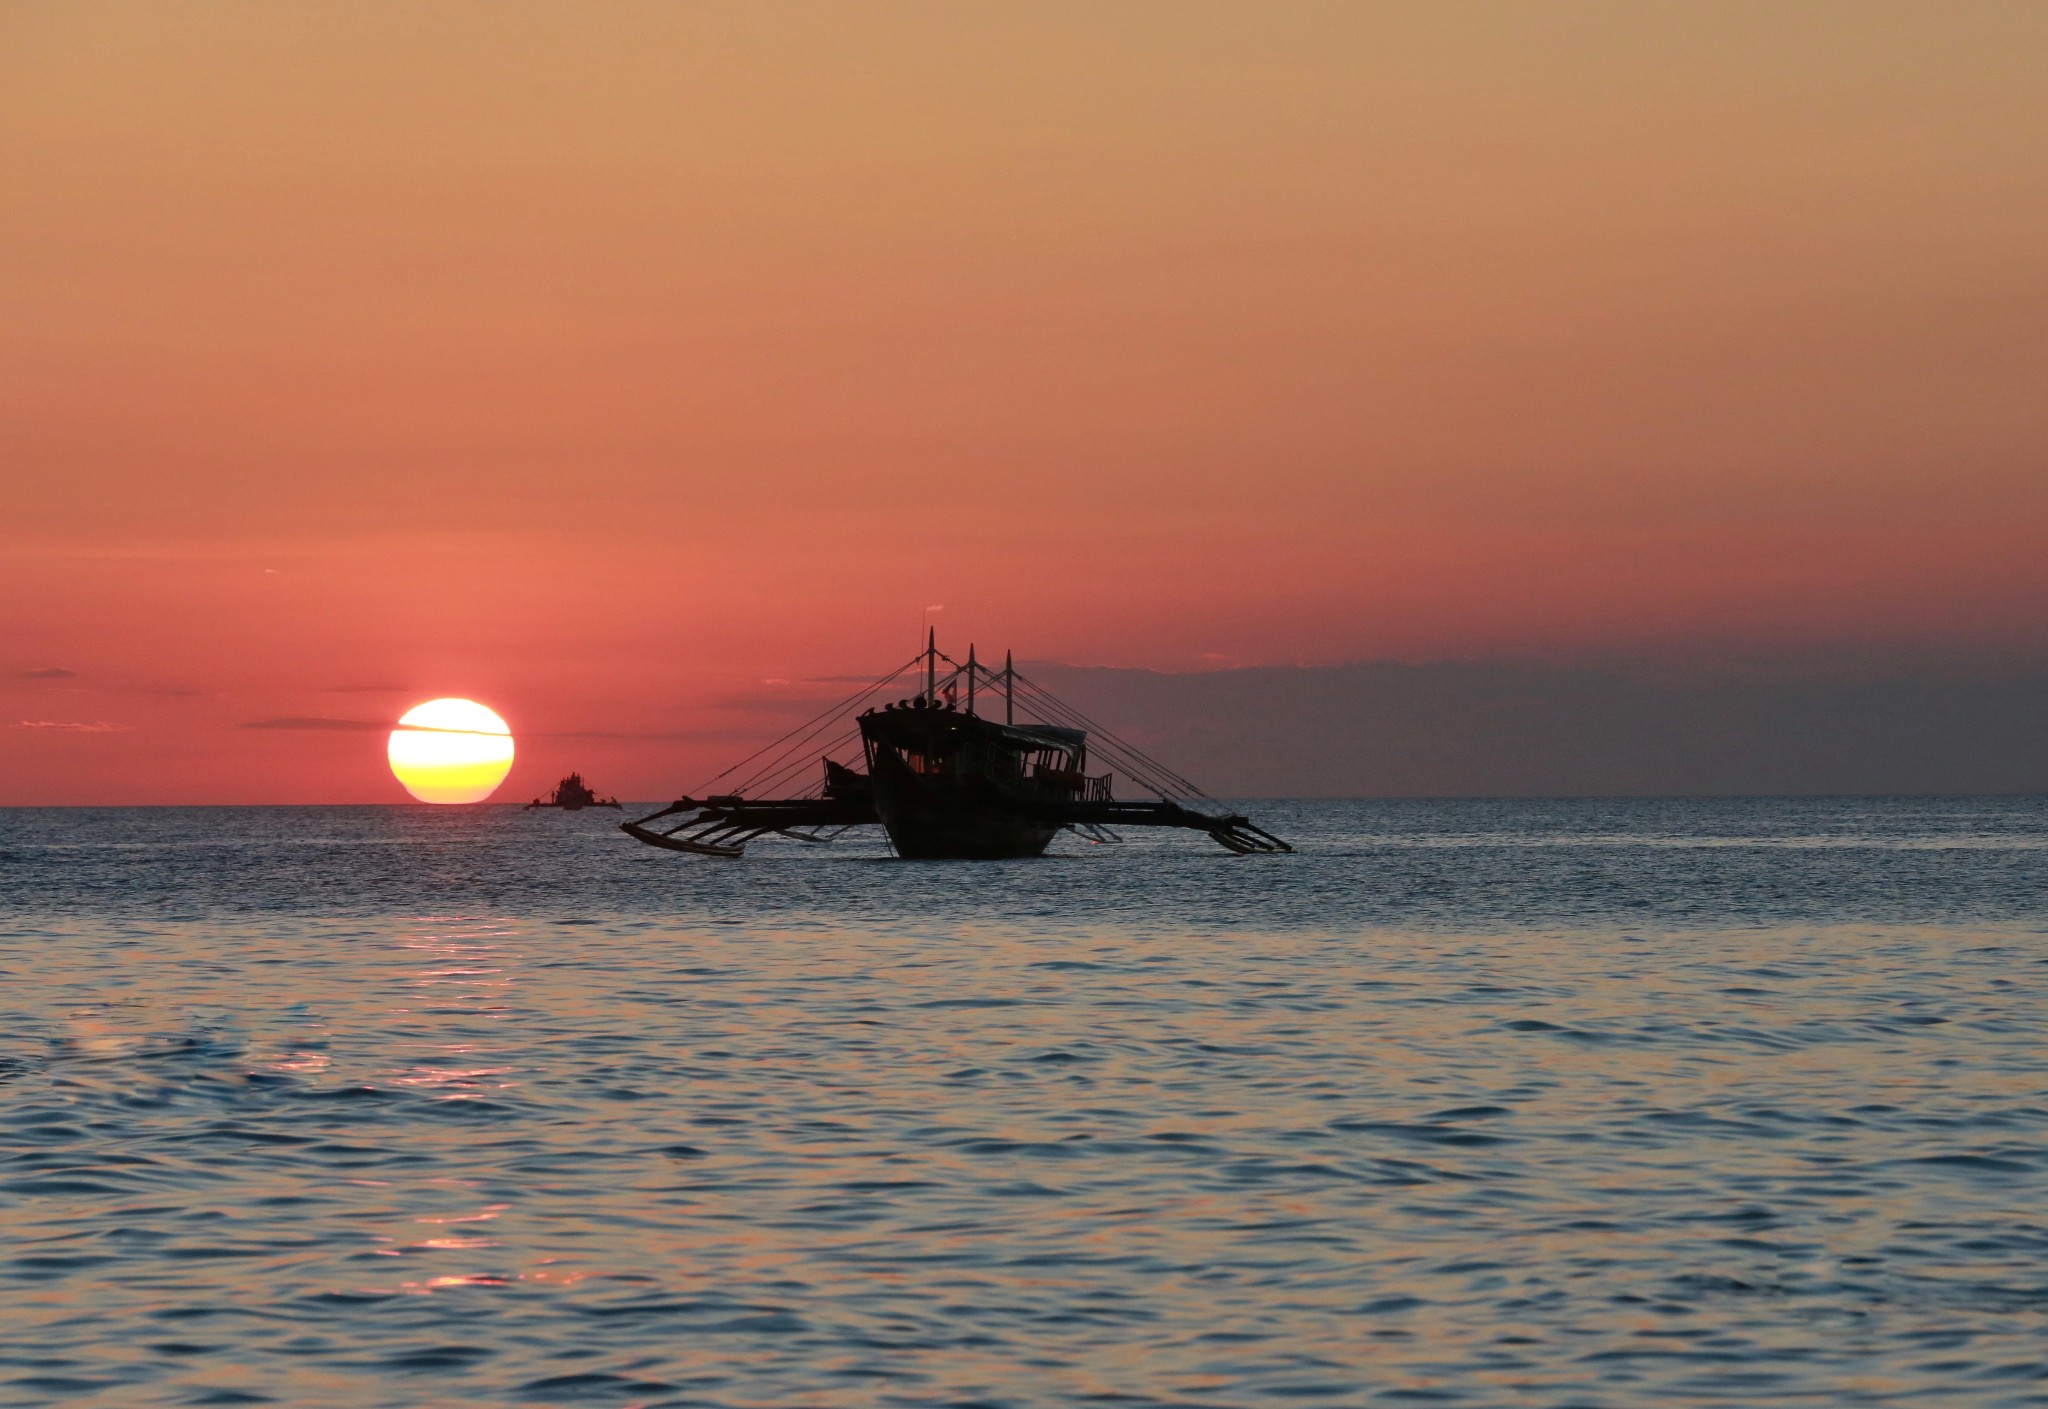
[{"xmin": 868, "ymin": 749, "xmax": 1059, "ymax": 859}]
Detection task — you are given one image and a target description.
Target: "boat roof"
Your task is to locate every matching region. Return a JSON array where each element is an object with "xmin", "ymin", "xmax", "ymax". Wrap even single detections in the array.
[{"xmin": 861, "ymin": 707, "xmax": 1084, "ymax": 750}]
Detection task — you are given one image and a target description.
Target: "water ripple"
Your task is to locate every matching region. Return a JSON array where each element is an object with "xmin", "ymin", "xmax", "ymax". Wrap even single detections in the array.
[{"xmin": 0, "ymin": 800, "xmax": 2045, "ymax": 1404}]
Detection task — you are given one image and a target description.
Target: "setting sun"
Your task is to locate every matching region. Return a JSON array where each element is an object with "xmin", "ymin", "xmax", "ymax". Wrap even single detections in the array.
[{"xmin": 387, "ymin": 699, "xmax": 514, "ymax": 804}]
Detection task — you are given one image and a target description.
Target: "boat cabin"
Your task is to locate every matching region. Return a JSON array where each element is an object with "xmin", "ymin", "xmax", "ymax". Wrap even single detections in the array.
[{"xmin": 858, "ymin": 698, "xmax": 1107, "ymax": 801}]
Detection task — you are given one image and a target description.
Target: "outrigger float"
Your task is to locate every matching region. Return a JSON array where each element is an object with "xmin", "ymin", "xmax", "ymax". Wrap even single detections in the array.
[{"xmin": 622, "ymin": 634, "xmax": 1291, "ymax": 860}]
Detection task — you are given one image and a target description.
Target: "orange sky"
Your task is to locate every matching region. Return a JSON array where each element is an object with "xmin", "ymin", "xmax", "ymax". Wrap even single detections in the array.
[{"xmin": 4, "ymin": 2, "xmax": 2047, "ymax": 803}]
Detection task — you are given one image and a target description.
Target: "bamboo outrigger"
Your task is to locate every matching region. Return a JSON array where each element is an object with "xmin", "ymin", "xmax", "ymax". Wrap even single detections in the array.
[{"xmin": 622, "ymin": 635, "xmax": 1290, "ymax": 860}]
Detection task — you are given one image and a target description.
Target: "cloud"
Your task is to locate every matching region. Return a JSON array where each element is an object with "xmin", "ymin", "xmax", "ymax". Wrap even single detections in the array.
[
  {"xmin": 239, "ymin": 716, "xmax": 387, "ymax": 731},
  {"xmin": 529, "ymin": 728, "xmax": 742, "ymax": 741},
  {"xmin": 16, "ymin": 666, "xmax": 203, "ymax": 695},
  {"xmin": 16, "ymin": 719, "xmax": 132, "ymax": 732},
  {"xmin": 1028, "ymin": 654, "xmax": 2048, "ymax": 797},
  {"xmin": 712, "ymin": 693, "xmax": 864, "ymax": 714}
]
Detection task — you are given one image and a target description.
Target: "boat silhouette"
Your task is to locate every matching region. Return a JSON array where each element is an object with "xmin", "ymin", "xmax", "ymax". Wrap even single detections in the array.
[
  {"xmin": 527, "ymin": 772, "xmax": 621, "ymax": 811},
  {"xmin": 622, "ymin": 634, "xmax": 1289, "ymax": 860}
]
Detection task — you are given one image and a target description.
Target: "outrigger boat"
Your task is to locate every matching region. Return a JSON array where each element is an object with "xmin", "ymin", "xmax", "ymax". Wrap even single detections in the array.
[
  {"xmin": 622, "ymin": 635, "xmax": 1290, "ymax": 860},
  {"xmin": 527, "ymin": 772, "xmax": 621, "ymax": 811}
]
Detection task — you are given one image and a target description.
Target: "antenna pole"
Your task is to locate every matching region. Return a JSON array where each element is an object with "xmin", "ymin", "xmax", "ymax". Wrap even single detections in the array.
[
  {"xmin": 966, "ymin": 643, "xmax": 977, "ymax": 715},
  {"xmin": 1004, "ymin": 649, "xmax": 1014, "ymax": 725}
]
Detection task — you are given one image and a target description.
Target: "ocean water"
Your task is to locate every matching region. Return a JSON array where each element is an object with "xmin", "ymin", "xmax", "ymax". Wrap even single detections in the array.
[{"xmin": 2, "ymin": 797, "xmax": 2046, "ymax": 1408}]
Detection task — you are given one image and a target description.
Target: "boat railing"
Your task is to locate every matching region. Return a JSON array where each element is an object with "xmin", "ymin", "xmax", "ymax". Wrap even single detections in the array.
[{"xmin": 1031, "ymin": 766, "xmax": 1114, "ymax": 801}]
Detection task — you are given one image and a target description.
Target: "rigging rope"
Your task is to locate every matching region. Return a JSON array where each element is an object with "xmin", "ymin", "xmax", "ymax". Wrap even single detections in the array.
[
  {"xmin": 1003, "ymin": 668, "xmax": 1217, "ymax": 807},
  {"xmin": 690, "ymin": 654, "xmax": 919, "ymax": 796},
  {"xmin": 674, "ymin": 649, "xmax": 1223, "ymax": 816},
  {"xmin": 921, "ymin": 653, "xmax": 1223, "ymax": 812}
]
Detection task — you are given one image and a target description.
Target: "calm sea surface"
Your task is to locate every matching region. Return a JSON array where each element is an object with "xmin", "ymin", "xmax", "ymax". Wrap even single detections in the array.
[{"xmin": 3, "ymin": 798, "xmax": 2046, "ymax": 1407}]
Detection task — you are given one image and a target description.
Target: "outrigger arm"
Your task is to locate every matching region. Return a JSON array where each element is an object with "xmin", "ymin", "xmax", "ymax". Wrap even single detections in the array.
[
  {"xmin": 1038, "ymin": 799, "xmax": 1292, "ymax": 854},
  {"xmin": 623, "ymin": 793, "xmax": 1287, "ymax": 857},
  {"xmin": 622, "ymin": 795, "xmax": 877, "ymax": 859}
]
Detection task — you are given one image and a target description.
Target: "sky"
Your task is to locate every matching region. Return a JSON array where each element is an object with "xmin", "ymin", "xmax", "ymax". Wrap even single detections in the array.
[{"xmin": 4, "ymin": 2, "xmax": 2046, "ymax": 803}]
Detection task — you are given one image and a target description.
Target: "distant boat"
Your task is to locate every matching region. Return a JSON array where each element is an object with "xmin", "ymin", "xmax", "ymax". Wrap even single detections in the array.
[
  {"xmin": 622, "ymin": 634, "xmax": 1289, "ymax": 859},
  {"xmin": 527, "ymin": 772, "xmax": 621, "ymax": 811}
]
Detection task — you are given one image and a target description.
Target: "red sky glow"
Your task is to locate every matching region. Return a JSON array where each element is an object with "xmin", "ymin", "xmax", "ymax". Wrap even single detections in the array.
[{"xmin": 5, "ymin": 2, "xmax": 2046, "ymax": 803}]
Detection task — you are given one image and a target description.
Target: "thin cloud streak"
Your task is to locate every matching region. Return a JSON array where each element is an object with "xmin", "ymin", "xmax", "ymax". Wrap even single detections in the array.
[{"xmin": 239, "ymin": 717, "xmax": 387, "ymax": 731}]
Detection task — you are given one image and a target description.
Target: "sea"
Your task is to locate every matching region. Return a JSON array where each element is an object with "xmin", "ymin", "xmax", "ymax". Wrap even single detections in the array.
[{"xmin": 2, "ymin": 797, "xmax": 2046, "ymax": 1408}]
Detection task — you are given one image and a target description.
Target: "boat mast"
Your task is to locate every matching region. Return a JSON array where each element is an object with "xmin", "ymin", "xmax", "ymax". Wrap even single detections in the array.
[
  {"xmin": 1005, "ymin": 650, "xmax": 1014, "ymax": 725},
  {"xmin": 966, "ymin": 643, "xmax": 977, "ymax": 715},
  {"xmin": 926, "ymin": 627, "xmax": 937, "ymax": 704}
]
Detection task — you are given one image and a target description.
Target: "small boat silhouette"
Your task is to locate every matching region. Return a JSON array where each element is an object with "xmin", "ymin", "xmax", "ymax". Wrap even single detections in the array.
[
  {"xmin": 622, "ymin": 634, "xmax": 1290, "ymax": 859},
  {"xmin": 527, "ymin": 772, "xmax": 621, "ymax": 811}
]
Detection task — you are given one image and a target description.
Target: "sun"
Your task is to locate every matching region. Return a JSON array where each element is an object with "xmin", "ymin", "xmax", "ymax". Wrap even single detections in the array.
[{"xmin": 388, "ymin": 698, "xmax": 515, "ymax": 803}]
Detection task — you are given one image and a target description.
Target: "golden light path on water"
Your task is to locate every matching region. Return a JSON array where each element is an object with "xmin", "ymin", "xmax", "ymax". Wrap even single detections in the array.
[{"xmin": 387, "ymin": 698, "xmax": 514, "ymax": 803}]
